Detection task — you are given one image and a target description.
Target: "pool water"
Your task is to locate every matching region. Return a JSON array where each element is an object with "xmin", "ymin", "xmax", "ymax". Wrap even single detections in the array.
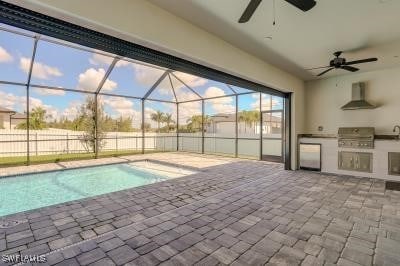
[{"xmin": 0, "ymin": 163, "xmax": 167, "ymax": 217}]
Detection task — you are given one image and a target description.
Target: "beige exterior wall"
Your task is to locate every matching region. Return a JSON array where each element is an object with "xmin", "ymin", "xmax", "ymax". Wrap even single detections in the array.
[
  {"xmin": 305, "ymin": 67, "xmax": 400, "ymax": 135},
  {"xmin": 10, "ymin": 0, "xmax": 306, "ymax": 168},
  {"xmin": 0, "ymin": 114, "xmax": 13, "ymax": 129},
  {"xmin": 0, "ymin": 114, "xmax": 27, "ymax": 129},
  {"xmin": 0, "ymin": 114, "xmax": 4, "ymax": 129}
]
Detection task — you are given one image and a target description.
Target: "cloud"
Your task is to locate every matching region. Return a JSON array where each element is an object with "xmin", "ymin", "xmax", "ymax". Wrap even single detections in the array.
[
  {"xmin": 250, "ymin": 93, "xmax": 281, "ymax": 110},
  {"xmin": 19, "ymin": 57, "xmax": 63, "ymax": 80},
  {"xmin": 77, "ymin": 68, "xmax": 117, "ymax": 92},
  {"xmin": 91, "ymin": 54, "xmax": 170, "ymax": 97},
  {"xmin": 178, "ymin": 101, "xmax": 202, "ymax": 124},
  {"xmin": 173, "ymin": 72, "xmax": 208, "ymax": 89},
  {"xmin": 154, "ymin": 77, "xmax": 175, "ymax": 97},
  {"xmin": 144, "ymin": 106, "xmax": 159, "ymax": 128},
  {"xmin": 0, "ymin": 90, "xmax": 60, "ymax": 120},
  {"xmin": 90, "ymin": 52, "xmax": 166, "ymax": 90},
  {"xmin": 90, "ymin": 56, "xmax": 203, "ymax": 101},
  {"xmin": 134, "ymin": 64, "xmax": 165, "ymax": 87},
  {"xmin": 61, "ymin": 101, "xmax": 82, "ymax": 121},
  {"xmin": 175, "ymin": 86, "xmax": 235, "ymax": 123},
  {"xmin": 101, "ymin": 96, "xmax": 139, "ymax": 118},
  {"xmin": 90, "ymin": 54, "xmax": 213, "ymax": 103},
  {"xmin": 98, "ymin": 96, "xmax": 142, "ymax": 128},
  {"xmin": 176, "ymin": 90, "xmax": 199, "ymax": 102},
  {"xmin": 89, "ymin": 52, "xmax": 113, "ymax": 66},
  {"xmin": 0, "ymin": 46, "xmax": 13, "ymax": 63},
  {"xmin": 150, "ymin": 72, "xmax": 207, "ymax": 100},
  {"xmin": 204, "ymin": 86, "xmax": 235, "ymax": 113},
  {"xmin": 89, "ymin": 52, "xmax": 129, "ymax": 67},
  {"xmin": 144, "ymin": 107, "xmax": 156, "ymax": 119},
  {"xmin": 161, "ymin": 72, "xmax": 207, "ymax": 100},
  {"xmin": 33, "ymin": 87, "xmax": 66, "ymax": 96},
  {"xmin": 30, "ymin": 99, "xmax": 59, "ymax": 121},
  {"xmin": 0, "ymin": 90, "xmax": 26, "ymax": 112}
]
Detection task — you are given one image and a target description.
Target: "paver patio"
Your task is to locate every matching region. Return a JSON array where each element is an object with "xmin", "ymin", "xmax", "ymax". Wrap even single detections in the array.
[{"xmin": 1, "ymin": 153, "xmax": 400, "ymax": 265}]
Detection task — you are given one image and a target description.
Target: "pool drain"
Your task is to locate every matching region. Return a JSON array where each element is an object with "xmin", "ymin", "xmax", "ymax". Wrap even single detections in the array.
[{"xmin": 0, "ymin": 219, "xmax": 27, "ymax": 229}]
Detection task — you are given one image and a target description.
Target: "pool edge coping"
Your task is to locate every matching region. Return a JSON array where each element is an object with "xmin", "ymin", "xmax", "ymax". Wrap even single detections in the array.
[{"xmin": 0, "ymin": 158, "xmax": 206, "ymax": 219}]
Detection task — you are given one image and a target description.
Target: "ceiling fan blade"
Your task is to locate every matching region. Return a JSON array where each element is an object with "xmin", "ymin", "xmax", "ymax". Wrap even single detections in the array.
[
  {"xmin": 341, "ymin": 65, "xmax": 359, "ymax": 72},
  {"xmin": 317, "ymin": 68, "xmax": 334, "ymax": 76},
  {"xmin": 238, "ymin": 0, "xmax": 262, "ymax": 23},
  {"xmin": 306, "ymin": 66, "xmax": 330, "ymax": 70},
  {"xmin": 284, "ymin": 0, "xmax": 317, "ymax": 12},
  {"xmin": 345, "ymin": 58, "xmax": 378, "ymax": 65}
]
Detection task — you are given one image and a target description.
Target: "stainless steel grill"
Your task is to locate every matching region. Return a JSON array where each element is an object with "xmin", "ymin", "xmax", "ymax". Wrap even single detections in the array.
[{"xmin": 338, "ymin": 127, "xmax": 375, "ymax": 148}]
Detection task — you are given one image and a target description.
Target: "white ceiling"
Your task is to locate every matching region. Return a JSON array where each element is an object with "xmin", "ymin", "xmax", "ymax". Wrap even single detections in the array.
[{"xmin": 149, "ymin": 0, "xmax": 400, "ymax": 80}]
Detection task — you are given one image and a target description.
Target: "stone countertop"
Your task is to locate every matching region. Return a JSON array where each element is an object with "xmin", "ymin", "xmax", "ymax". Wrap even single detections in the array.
[
  {"xmin": 375, "ymin": 135, "xmax": 400, "ymax": 140},
  {"xmin": 299, "ymin": 134, "xmax": 399, "ymax": 141},
  {"xmin": 298, "ymin": 134, "xmax": 337, "ymax": 139}
]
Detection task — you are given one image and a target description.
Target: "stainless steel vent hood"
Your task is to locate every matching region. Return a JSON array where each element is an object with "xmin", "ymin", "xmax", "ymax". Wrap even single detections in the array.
[{"xmin": 341, "ymin": 82, "xmax": 375, "ymax": 110}]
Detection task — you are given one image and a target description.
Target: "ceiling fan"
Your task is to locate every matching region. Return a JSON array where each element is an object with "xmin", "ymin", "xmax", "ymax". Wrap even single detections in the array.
[
  {"xmin": 308, "ymin": 51, "xmax": 378, "ymax": 77},
  {"xmin": 238, "ymin": 0, "xmax": 316, "ymax": 23}
]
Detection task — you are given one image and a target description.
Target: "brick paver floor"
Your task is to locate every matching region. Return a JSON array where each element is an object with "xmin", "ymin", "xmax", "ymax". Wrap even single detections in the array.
[{"xmin": 1, "ymin": 153, "xmax": 400, "ymax": 265}]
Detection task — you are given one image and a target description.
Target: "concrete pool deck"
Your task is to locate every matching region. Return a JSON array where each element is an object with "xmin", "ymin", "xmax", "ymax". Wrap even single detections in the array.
[{"xmin": 0, "ymin": 153, "xmax": 400, "ymax": 265}]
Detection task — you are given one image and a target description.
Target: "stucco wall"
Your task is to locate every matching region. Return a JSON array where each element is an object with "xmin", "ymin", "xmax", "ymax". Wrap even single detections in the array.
[{"xmin": 305, "ymin": 67, "xmax": 400, "ymax": 135}]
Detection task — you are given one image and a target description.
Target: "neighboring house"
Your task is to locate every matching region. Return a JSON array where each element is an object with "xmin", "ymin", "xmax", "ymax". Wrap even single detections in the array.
[
  {"xmin": 0, "ymin": 107, "xmax": 15, "ymax": 129},
  {"xmin": 10, "ymin": 113, "xmax": 28, "ymax": 129},
  {"xmin": 206, "ymin": 113, "xmax": 282, "ymax": 135},
  {"xmin": 0, "ymin": 107, "xmax": 27, "ymax": 129}
]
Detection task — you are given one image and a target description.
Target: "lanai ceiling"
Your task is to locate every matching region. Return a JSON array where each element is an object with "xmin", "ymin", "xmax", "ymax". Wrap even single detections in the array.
[{"xmin": 150, "ymin": 0, "xmax": 400, "ymax": 80}]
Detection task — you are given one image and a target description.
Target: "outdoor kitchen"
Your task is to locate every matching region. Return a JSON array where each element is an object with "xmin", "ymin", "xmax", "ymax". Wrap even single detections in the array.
[
  {"xmin": 300, "ymin": 79, "xmax": 400, "ymax": 182},
  {"xmin": 299, "ymin": 127, "xmax": 400, "ymax": 181}
]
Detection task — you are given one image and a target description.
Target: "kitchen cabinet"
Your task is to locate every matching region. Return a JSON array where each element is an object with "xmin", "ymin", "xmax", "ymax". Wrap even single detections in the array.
[
  {"xmin": 338, "ymin": 151, "xmax": 355, "ymax": 171},
  {"xmin": 338, "ymin": 151, "xmax": 373, "ymax": 173},
  {"xmin": 299, "ymin": 137, "xmax": 400, "ymax": 181}
]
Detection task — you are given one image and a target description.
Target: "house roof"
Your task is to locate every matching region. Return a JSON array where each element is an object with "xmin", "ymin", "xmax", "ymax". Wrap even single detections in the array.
[
  {"xmin": 0, "ymin": 107, "xmax": 16, "ymax": 114},
  {"xmin": 209, "ymin": 113, "xmax": 235, "ymax": 123},
  {"xmin": 210, "ymin": 113, "xmax": 282, "ymax": 123},
  {"xmin": 11, "ymin": 113, "xmax": 27, "ymax": 119}
]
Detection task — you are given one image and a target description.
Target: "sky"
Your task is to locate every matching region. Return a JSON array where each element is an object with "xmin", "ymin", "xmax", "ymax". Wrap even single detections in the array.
[{"xmin": 0, "ymin": 23, "xmax": 283, "ymax": 128}]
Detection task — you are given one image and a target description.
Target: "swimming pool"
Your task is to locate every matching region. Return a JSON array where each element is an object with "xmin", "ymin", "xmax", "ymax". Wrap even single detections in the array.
[{"xmin": 0, "ymin": 163, "xmax": 168, "ymax": 217}]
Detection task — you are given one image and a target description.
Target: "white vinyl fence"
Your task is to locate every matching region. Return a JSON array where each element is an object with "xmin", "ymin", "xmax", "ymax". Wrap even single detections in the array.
[
  {"xmin": 0, "ymin": 129, "xmax": 176, "ymax": 157},
  {"xmin": 0, "ymin": 129, "xmax": 281, "ymax": 159}
]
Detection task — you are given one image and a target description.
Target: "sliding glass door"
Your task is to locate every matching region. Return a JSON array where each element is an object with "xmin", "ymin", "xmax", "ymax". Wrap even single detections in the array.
[{"xmin": 261, "ymin": 110, "xmax": 284, "ymax": 162}]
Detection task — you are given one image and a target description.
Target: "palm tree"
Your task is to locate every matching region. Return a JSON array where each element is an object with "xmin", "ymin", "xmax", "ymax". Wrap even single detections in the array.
[
  {"xmin": 238, "ymin": 111, "xmax": 245, "ymax": 133},
  {"xmin": 251, "ymin": 111, "xmax": 260, "ymax": 132},
  {"xmin": 186, "ymin": 115, "xmax": 210, "ymax": 132},
  {"xmin": 151, "ymin": 111, "xmax": 164, "ymax": 132},
  {"xmin": 239, "ymin": 110, "xmax": 260, "ymax": 134},
  {"xmin": 239, "ymin": 111, "xmax": 251, "ymax": 133},
  {"xmin": 203, "ymin": 115, "xmax": 211, "ymax": 129},
  {"xmin": 163, "ymin": 113, "xmax": 175, "ymax": 132},
  {"xmin": 186, "ymin": 115, "xmax": 201, "ymax": 132}
]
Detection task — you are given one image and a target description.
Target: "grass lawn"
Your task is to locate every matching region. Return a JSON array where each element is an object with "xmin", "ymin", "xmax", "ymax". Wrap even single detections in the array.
[{"xmin": 0, "ymin": 150, "xmax": 161, "ymax": 167}]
